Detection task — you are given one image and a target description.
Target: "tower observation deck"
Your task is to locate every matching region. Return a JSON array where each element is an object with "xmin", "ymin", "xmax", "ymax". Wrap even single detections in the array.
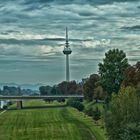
[{"xmin": 63, "ymin": 27, "xmax": 72, "ymax": 81}]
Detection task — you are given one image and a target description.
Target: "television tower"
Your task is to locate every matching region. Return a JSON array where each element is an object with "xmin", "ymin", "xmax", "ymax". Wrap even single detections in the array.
[{"xmin": 63, "ymin": 27, "xmax": 72, "ymax": 81}]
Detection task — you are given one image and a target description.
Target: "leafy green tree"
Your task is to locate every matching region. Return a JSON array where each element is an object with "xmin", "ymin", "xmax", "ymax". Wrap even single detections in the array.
[
  {"xmin": 39, "ymin": 86, "xmax": 48, "ymax": 95},
  {"xmin": 104, "ymin": 86, "xmax": 140, "ymax": 140},
  {"xmin": 39, "ymin": 85, "xmax": 52, "ymax": 95},
  {"xmin": 2, "ymin": 86, "xmax": 22, "ymax": 96},
  {"xmin": 50, "ymin": 85, "xmax": 58, "ymax": 95},
  {"xmin": 98, "ymin": 49, "xmax": 129, "ymax": 97},
  {"xmin": 83, "ymin": 74, "xmax": 100, "ymax": 102},
  {"xmin": 136, "ymin": 85, "xmax": 140, "ymax": 97}
]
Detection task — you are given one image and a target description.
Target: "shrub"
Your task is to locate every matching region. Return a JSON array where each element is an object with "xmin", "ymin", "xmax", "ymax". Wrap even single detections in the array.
[
  {"xmin": 120, "ymin": 123, "xmax": 140, "ymax": 140},
  {"xmin": 92, "ymin": 107, "xmax": 101, "ymax": 121},
  {"xmin": 3, "ymin": 105, "xmax": 7, "ymax": 109},
  {"xmin": 84, "ymin": 105, "xmax": 101, "ymax": 121},
  {"xmin": 67, "ymin": 98, "xmax": 84, "ymax": 111},
  {"xmin": 84, "ymin": 106, "xmax": 93, "ymax": 116},
  {"xmin": 104, "ymin": 86, "xmax": 140, "ymax": 140},
  {"xmin": 7, "ymin": 101, "xmax": 12, "ymax": 106},
  {"xmin": 57, "ymin": 98, "xmax": 65, "ymax": 102}
]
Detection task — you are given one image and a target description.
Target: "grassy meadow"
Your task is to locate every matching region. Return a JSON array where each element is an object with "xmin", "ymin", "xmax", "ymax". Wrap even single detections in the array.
[{"xmin": 0, "ymin": 100, "xmax": 107, "ymax": 140}]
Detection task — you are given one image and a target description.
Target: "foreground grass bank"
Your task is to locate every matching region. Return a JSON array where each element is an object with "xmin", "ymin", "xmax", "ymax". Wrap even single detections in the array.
[{"xmin": 0, "ymin": 101, "xmax": 107, "ymax": 140}]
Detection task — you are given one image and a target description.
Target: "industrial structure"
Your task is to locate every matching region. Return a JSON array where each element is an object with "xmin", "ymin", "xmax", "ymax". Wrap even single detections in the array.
[
  {"xmin": 0, "ymin": 95, "xmax": 84, "ymax": 109},
  {"xmin": 63, "ymin": 27, "xmax": 72, "ymax": 81}
]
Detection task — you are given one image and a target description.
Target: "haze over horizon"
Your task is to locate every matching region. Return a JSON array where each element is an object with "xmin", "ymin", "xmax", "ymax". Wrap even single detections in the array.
[{"xmin": 0, "ymin": 0, "xmax": 140, "ymax": 85}]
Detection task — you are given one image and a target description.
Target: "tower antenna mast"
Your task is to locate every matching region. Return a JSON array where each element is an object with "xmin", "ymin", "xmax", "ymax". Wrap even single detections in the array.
[{"xmin": 63, "ymin": 27, "xmax": 72, "ymax": 81}]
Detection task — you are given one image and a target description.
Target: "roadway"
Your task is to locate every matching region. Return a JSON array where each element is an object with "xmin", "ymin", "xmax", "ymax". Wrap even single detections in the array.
[{"xmin": 0, "ymin": 95, "xmax": 84, "ymax": 100}]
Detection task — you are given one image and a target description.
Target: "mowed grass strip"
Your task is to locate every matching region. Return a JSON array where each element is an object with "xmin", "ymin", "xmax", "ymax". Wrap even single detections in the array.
[
  {"xmin": 0, "ymin": 100, "xmax": 106, "ymax": 140},
  {"xmin": 23, "ymin": 100, "xmax": 66, "ymax": 107},
  {"xmin": 9, "ymin": 100, "xmax": 65, "ymax": 109}
]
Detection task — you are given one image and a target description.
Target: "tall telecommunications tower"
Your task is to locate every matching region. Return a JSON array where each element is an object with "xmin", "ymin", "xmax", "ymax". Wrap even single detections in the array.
[{"xmin": 63, "ymin": 27, "xmax": 72, "ymax": 81}]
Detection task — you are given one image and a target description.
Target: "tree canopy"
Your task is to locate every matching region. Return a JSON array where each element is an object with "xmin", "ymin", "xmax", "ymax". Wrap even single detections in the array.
[
  {"xmin": 83, "ymin": 74, "xmax": 100, "ymax": 102},
  {"xmin": 122, "ymin": 61, "xmax": 140, "ymax": 87},
  {"xmin": 105, "ymin": 86, "xmax": 140, "ymax": 140},
  {"xmin": 98, "ymin": 49, "xmax": 129, "ymax": 96}
]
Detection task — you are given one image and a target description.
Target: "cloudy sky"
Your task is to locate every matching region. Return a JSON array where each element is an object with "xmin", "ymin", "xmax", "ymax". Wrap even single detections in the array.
[{"xmin": 0, "ymin": 0, "xmax": 140, "ymax": 85}]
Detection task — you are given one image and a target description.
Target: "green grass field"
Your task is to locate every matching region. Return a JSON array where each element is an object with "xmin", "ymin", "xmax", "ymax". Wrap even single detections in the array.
[
  {"xmin": 9, "ymin": 100, "xmax": 65, "ymax": 109},
  {"xmin": 0, "ymin": 100, "xmax": 107, "ymax": 140}
]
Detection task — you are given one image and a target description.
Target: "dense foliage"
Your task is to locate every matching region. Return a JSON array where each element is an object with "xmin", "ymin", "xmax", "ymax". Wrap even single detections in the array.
[
  {"xmin": 38, "ymin": 49, "xmax": 140, "ymax": 139},
  {"xmin": 98, "ymin": 49, "xmax": 129, "ymax": 97},
  {"xmin": 122, "ymin": 61, "xmax": 140, "ymax": 87},
  {"xmin": 92, "ymin": 107, "xmax": 101, "ymax": 121},
  {"xmin": 83, "ymin": 74, "xmax": 100, "ymax": 101},
  {"xmin": 84, "ymin": 106, "xmax": 101, "ymax": 121},
  {"xmin": 39, "ymin": 81, "xmax": 83, "ymax": 95},
  {"xmin": 0, "ymin": 86, "xmax": 22, "ymax": 96},
  {"xmin": 67, "ymin": 98, "xmax": 84, "ymax": 111},
  {"xmin": 39, "ymin": 85, "xmax": 52, "ymax": 95},
  {"xmin": 104, "ymin": 86, "xmax": 140, "ymax": 140},
  {"xmin": 94, "ymin": 86, "xmax": 106, "ymax": 102}
]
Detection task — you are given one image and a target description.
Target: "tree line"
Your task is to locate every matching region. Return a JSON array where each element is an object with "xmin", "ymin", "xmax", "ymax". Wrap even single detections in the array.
[
  {"xmin": 39, "ymin": 81, "xmax": 83, "ymax": 95},
  {"xmin": 83, "ymin": 48, "xmax": 140, "ymax": 140},
  {"xmin": 39, "ymin": 48, "xmax": 140, "ymax": 139}
]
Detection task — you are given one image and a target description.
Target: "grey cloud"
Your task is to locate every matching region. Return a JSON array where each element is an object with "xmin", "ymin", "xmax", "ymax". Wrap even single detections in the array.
[
  {"xmin": 0, "ymin": 0, "xmax": 139, "ymax": 84},
  {"xmin": 78, "ymin": 12, "xmax": 94, "ymax": 17},
  {"xmin": 21, "ymin": 0, "xmax": 140, "ymax": 6},
  {"xmin": 0, "ymin": 37, "xmax": 95, "ymax": 46},
  {"xmin": 121, "ymin": 25, "xmax": 140, "ymax": 31}
]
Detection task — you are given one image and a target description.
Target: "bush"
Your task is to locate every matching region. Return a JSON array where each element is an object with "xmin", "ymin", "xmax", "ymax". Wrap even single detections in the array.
[
  {"xmin": 120, "ymin": 123, "xmax": 140, "ymax": 140},
  {"xmin": 84, "ymin": 106, "xmax": 93, "ymax": 116},
  {"xmin": 92, "ymin": 107, "xmax": 101, "ymax": 121},
  {"xmin": 57, "ymin": 98, "xmax": 65, "ymax": 102},
  {"xmin": 84, "ymin": 106, "xmax": 101, "ymax": 121},
  {"xmin": 3, "ymin": 105, "xmax": 7, "ymax": 109},
  {"xmin": 7, "ymin": 101, "xmax": 13, "ymax": 106},
  {"xmin": 67, "ymin": 98, "xmax": 84, "ymax": 111},
  {"xmin": 104, "ymin": 86, "xmax": 140, "ymax": 140}
]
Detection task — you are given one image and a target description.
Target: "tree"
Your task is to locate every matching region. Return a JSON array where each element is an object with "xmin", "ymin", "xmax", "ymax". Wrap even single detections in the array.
[
  {"xmin": 39, "ymin": 86, "xmax": 47, "ymax": 95},
  {"xmin": 98, "ymin": 49, "xmax": 129, "ymax": 97},
  {"xmin": 50, "ymin": 85, "xmax": 58, "ymax": 95},
  {"xmin": 57, "ymin": 80, "xmax": 79, "ymax": 95},
  {"xmin": 94, "ymin": 86, "xmax": 106, "ymax": 102},
  {"xmin": 2, "ymin": 86, "xmax": 22, "ymax": 96},
  {"xmin": 104, "ymin": 86, "xmax": 140, "ymax": 140},
  {"xmin": 75, "ymin": 83, "xmax": 83, "ymax": 95},
  {"xmin": 122, "ymin": 61, "xmax": 140, "ymax": 87},
  {"xmin": 39, "ymin": 85, "xmax": 52, "ymax": 95},
  {"xmin": 83, "ymin": 74, "xmax": 100, "ymax": 102}
]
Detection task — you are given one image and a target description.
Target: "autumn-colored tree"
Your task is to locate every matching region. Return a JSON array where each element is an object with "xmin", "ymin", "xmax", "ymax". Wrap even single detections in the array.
[
  {"xmin": 122, "ymin": 61, "xmax": 140, "ymax": 87},
  {"xmin": 57, "ymin": 80, "xmax": 79, "ymax": 95},
  {"xmin": 83, "ymin": 74, "xmax": 100, "ymax": 102},
  {"xmin": 94, "ymin": 86, "xmax": 106, "ymax": 102},
  {"xmin": 76, "ymin": 83, "xmax": 83, "ymax": 95}
]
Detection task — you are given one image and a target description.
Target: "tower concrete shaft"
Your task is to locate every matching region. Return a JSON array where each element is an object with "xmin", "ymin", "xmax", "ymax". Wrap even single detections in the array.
[
  {"xmin": 66, "ymin": 54, "xmax": 69, "ymax": 81},
  {"xmin": 63, "ymin": 27, "xmax": 72, "ymax": 81}
]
